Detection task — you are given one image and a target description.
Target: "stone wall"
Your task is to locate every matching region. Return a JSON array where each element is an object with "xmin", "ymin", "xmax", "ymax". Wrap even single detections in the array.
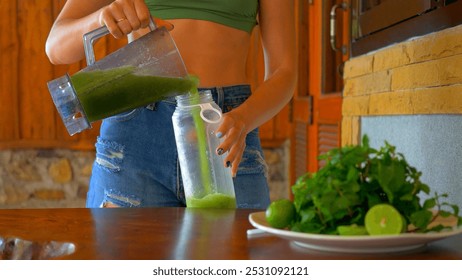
[
  {"xmin": 0, "ymin": 144, "xmax": 290, "ymax": 208},
  {"xmin": 0, "ymin": 150, "xmax": 93, "ymax": 208}
]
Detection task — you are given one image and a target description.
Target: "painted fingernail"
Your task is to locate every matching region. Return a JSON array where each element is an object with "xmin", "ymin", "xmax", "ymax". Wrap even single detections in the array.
[
  {"xmin": 226, "ymin": 161, "xmax": 231, "ymax": 167},
  {"xmin": 216, "ymin": 132, "xmax": 223, "ymax": 138},
  {"xmin": 217, "ymin": 148, "xmax": 224, "ymax": 155}
]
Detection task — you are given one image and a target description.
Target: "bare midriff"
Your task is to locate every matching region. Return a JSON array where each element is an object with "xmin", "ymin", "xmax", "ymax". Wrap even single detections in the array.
[{"xmin": 130, "ymin": 19, "xmax": 252, "ymax": 87}]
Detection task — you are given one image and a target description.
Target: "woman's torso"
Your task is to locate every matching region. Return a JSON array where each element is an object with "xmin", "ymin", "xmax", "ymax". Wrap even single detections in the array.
[{"xmin": 130, "ymin": 0, "xmax": 259, "ymax": 87}]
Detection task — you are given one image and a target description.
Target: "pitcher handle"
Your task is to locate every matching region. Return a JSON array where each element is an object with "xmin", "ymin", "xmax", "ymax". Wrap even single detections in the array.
[{"xmin": 83, "ymin": 17, "xmax": 157, "ymax": 66}]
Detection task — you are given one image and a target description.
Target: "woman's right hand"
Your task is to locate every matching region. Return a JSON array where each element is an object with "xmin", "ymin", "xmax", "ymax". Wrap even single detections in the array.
[
  {"xmin": 98, "ymin": 0, "xmax": 151, "ymax": 39},
  {"xmin": 47, "ymin": 0, "xmax": 151, "ymax": 64},
  {"xmin": 46, "ymin": 0, "xmax": 175, "ymax": 64}
]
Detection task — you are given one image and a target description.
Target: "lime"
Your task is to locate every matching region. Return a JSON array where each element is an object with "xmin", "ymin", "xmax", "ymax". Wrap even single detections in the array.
[
  {"xmin": 365, "ymin": 204, "xmax": 404, "ymax": 235},
  {"xmin": 265, "ymin": 199, "xmax": 296, "ymax": 229},
  {"xmin": 401, "ymin": 214, "xmax": 408, "ymax": 233},
  {"xmin": 337, "ymin": 224, "xmax": 368, "ymax": 236}
]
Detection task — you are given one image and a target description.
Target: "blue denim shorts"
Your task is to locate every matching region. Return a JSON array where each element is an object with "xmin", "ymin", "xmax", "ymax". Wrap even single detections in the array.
[{"xmin": 86, "ymin": 85, "xmax": 270, "ymax": 209}]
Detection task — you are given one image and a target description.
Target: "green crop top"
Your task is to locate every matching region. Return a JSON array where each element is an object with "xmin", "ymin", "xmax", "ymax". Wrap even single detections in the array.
[{"xmin": 145, "ymin": 0, "xmax": 259, "ymax": 33}]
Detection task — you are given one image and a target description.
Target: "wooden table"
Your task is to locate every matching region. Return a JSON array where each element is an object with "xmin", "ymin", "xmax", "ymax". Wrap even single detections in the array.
[{"xmin": 0, "ymin": 207, "xmax": 461, "ymax": 260}]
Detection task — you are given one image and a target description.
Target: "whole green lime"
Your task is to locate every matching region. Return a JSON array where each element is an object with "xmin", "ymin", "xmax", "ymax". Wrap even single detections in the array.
[{"xmin": 265, "ymin": 199, "xmax": 296, "ymax": 229}]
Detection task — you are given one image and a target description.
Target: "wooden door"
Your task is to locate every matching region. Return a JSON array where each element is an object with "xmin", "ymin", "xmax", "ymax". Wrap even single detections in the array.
[{"xmin": 290, "ymin": 0, "xmax": 350, "ymax": 184}]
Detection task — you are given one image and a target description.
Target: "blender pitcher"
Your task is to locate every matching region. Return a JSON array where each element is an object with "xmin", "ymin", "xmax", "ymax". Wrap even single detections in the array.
[{"xmin": 47, "ymin": 19, "xmax": 191, "ymax": 136}]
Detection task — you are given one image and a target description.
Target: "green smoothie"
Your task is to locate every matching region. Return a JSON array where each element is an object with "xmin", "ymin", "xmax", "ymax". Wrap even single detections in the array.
[
  {"xmin": 70, "ymin": 66, "xmax": 196, "ymax": 122},
  {"xmin": 186, "ymin": 193, "xmax": 237, "ymax": 209}
]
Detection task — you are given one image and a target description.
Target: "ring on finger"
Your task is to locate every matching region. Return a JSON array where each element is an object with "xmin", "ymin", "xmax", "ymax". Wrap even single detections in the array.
[{"xmin": 116, "ymin": 18, "xmax": 127, "ymax": 23}]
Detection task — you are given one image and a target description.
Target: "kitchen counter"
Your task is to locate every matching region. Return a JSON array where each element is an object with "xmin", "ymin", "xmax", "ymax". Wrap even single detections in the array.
[{"xmin": 0, "ymin": 207, "xmax": 461, "ymax": 260}]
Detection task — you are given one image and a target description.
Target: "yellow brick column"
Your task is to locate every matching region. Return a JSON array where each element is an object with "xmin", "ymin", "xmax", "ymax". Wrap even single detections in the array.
[{"xmin": 342, "ymin": 24, "xmax": 462, "ymax": 146}]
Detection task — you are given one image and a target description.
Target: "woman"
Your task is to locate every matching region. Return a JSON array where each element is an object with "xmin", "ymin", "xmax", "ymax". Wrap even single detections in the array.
[{"xmin": 46, "ymin": 0, "xmax": 296, "ymax": 209}]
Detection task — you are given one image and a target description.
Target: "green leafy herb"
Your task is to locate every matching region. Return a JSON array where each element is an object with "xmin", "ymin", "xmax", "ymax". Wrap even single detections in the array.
[{"xmin": 290, "ymin": 135, "xmax": 462, "ymax": 234}]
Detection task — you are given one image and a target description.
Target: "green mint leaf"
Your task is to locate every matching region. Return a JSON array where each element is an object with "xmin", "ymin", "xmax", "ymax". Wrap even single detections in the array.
[
  {"xmin": 453, "ymin": 205, "xmax": 460, "ymax": 216},
  {"xmin": 419, "ymin": 183, "xmax": 430, "ymax": 195},
  {"xmin": 377, "ymin": 160, "xmax": 406, "ymax": 202},
  {"xmin": 426, "ymin": 224, "xmax": 447, "ymax": 233},
  {"xmin": 399, "ymin": 193, "xmax": 414, "ymax": 201},
  {"xmin": 299, "ymin": 208, "xmax": 317, "ymax": 224},
  {"xmin": 423, "ymin": 198, "xmax": 437, "ymax": 209},
  {"xmin": 410, "ymin": 210, "xmax": 433, "ymax": 229},
  {"xmin": 438, "ymin": 210, "xmax": 453, "ymax": 218}
]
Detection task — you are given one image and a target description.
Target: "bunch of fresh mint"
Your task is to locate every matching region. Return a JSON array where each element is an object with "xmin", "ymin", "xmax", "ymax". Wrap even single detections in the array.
[{"xmin": 291, "ymin": 135, "xmax": 462, "ymax": 235}]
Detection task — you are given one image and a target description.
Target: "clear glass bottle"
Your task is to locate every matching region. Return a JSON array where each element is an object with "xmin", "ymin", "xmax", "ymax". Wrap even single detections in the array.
[{"xmin": 172, "ymin": 91, "xmax": 236, "ymax": 208}]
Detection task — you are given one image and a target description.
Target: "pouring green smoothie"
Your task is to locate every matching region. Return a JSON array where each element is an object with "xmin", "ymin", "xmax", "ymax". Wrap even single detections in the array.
[{"xmin": 72, "ymin": 66, "xmax": 235, "ymax": 209}]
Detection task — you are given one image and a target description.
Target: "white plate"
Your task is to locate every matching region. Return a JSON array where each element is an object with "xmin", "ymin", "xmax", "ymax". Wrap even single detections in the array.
[{"xmin": 248, "ymin": 212, "xmax": 462, "ymax": 254}]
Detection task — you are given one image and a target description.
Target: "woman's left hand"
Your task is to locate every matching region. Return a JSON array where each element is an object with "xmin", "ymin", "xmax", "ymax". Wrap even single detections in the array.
[{"xmin": 215, "ymin": 110, "xmax": 248, "ymax": 177}]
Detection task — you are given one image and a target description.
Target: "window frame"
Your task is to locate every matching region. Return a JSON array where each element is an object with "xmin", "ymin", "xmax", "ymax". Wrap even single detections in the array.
[{"xmin": 351, "ymin": 0, "xmax": 462, "ymax": 57}]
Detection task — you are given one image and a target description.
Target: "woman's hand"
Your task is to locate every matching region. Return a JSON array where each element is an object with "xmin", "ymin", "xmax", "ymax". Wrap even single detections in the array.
[
  {"xmin": 98, "ymin": 0, "xmax": 151, "ymax": 39},
  {"xmin": 215, "ymin": 110, "xmax": 248, "ymax": 177}
]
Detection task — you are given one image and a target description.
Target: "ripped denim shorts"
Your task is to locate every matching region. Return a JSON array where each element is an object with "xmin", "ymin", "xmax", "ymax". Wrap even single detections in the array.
[{"xmin": 86, "ymin": 85, "xmax": 270, "ymax": 209}]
